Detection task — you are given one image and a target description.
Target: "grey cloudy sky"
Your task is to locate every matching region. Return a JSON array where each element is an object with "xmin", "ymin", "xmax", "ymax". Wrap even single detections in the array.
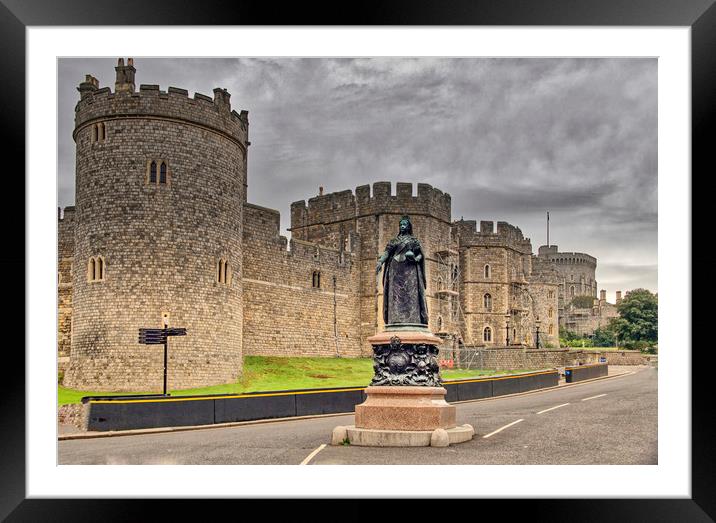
[{"xmin": 58, "ymin": 57, "xmax": 657, "ymax": 301}]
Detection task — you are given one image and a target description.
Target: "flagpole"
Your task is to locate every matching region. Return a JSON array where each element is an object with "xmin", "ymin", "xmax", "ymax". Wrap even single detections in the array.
[{"xmin": 547, "ymin": 211, "xmax": 550, "ymax": 247}]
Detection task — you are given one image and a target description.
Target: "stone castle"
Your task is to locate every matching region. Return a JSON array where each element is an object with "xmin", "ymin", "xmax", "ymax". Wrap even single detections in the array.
[{"xmin": 58, "ymin": 59, "xmax": 621, "ymax": 391}]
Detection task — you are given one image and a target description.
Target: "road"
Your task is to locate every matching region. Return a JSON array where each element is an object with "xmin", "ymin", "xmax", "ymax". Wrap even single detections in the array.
[{"xmin": 58, "ymin": 366, "xmax": 657, "ymax": 465}]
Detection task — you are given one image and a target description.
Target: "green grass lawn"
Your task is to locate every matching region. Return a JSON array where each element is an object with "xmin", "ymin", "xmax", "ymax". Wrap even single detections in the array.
[
  {"xmin": 570, "ymin": 346, "xmax": 622, "ymax": 352},
  {"xmin": 58, "ymin": 356, "xmax": 544, "ymax": 405}
]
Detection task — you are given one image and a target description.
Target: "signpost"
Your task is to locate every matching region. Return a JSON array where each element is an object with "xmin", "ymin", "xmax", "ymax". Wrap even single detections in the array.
[{"xmin": 138, "ymin": 326, "xmax": 187, "ymax": 395}]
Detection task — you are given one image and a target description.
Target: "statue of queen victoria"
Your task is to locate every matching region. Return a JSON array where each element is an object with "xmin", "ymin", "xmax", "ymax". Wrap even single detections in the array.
[{"xmin": 375, "ymin": 216, "xmax": 429, "ymax": 329}]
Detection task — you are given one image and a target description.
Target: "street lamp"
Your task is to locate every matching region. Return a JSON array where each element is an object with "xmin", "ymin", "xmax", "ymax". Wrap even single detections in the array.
[{"xmin": 535, "ymin": 317, "xmax": 541, "ymax": 349}]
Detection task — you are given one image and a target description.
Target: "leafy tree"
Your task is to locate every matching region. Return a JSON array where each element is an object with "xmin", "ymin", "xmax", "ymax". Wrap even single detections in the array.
[
  {"xmin": 592, "ymin": 326, "xmax": 616, "ymax": 347},
  {"xmin": 559, "ymin": 328, "xmax": 579, "ymax": 341},
  {"xmin": 610, "ymin": 288, "xmax": 658, "ymax": 345}
]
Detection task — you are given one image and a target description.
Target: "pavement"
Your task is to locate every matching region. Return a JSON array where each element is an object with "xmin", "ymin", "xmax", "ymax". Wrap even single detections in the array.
[{"xmin": 57, "ymin": 365, "xmax": 656, "ymax": 465}]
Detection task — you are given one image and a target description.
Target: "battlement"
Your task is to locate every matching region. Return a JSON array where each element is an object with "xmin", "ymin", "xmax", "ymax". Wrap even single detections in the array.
[
  {"xmin": 530, "ymin": 255, "xmax": 561, "ymax": 284},
  {"xmin": 537, "ymin": 245, "xmax": 597, "ymax": 267},
  {"xmin": 290, "ymin": 181, "xmax": 451, "ymax": 230},
  {"xmin": 453, "ymin": 219, "xmax": 532, "ymax": 254},
  {"xmin": 244, "ymin": 202, "xmax": 352, "ymax": 269},
  {"xmin": 73, "ymin": 58, "xmax": 248, "ymax": 147}
]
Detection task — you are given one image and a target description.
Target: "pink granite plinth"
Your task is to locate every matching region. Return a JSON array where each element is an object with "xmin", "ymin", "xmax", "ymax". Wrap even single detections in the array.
[
  {"xmin": 354, "ymin": 386, "xmax": 456, "ymax": 431},
  {"xmin": 366, "ymin": 330, "xmax": 443, "ymax": 346}
]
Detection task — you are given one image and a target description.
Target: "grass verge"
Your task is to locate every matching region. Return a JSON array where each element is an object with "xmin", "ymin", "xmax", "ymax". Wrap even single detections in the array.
[{"xmin": 58, "ymin": 356, "xmax": 544, "ymax": 405}]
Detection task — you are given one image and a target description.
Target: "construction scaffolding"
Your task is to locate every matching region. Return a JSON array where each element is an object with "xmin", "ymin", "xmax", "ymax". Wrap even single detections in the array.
[{"xmin": 433, "ymin": 244, "xmax": 473, "ymax": 369}]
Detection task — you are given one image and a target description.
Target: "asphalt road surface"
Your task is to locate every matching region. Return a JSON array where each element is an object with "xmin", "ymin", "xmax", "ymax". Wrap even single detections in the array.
[{"xmin": 58, "ymin": 366, "xmax": 657, "ymax": 465}]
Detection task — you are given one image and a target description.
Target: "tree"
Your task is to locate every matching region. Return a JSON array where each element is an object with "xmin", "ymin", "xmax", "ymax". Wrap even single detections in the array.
[
  {"xmin": 592, "ymin": 326, "xmax": 615, "ymax": 347},
  {"xmin": 610, "ymin": 288, "xmax": 658, "ymax": 345}
]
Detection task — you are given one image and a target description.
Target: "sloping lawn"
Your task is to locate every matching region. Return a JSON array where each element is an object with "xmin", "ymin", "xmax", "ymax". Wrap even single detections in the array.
[{"xmin": 58, "ymin": 356, "xmax": 543, "ymax": 405}]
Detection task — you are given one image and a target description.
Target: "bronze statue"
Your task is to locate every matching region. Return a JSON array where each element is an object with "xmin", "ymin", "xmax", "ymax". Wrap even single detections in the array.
[{"xmin": 375, "ymin": 216, "xmax": 429, "ymax": 327}]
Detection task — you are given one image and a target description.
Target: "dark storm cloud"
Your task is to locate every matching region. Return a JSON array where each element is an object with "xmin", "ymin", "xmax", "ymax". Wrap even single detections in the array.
[{"xmin": 58, "ymin": 57, "xmax": 657, "ymax": 296}]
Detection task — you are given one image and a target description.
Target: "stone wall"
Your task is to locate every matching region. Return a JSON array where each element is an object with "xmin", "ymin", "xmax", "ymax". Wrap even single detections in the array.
[
  {"xmin": 563, "ymin": 300, "xmax": 619, "ymax": 336},
  {"xmin": 242, "ymin": 203, "xmax": 363, "ymax": 357},
  {"xmin": 63, "ymin": 61, "xmax": 247, "ymax": 392},
  {"xmin": 289, "ymin": 182, "xmax": 457, "ymax": 353},
  {"xmin": 455, "ymin": 347, "xmax": 646, "ymax": 370},
  {"xmin": 58, "ymin": 207, "xmax": 75, "ymax": 358}
]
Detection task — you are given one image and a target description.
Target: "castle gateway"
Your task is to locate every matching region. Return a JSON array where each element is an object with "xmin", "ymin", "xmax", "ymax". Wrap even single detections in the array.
[{"xmin": 58, "ymin": 59, "xmax": 617, "ymax": 392}]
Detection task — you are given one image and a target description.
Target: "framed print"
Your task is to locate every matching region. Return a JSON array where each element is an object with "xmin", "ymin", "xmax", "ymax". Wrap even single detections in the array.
[{"xmin": 4, "ymin": 0, "xmax": 713, "ymax": 520}]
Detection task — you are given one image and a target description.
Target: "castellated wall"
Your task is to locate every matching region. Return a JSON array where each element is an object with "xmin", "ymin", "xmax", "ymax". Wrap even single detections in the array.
[
  {"xmin": 63, "ymin": 65, "xmax": 247, "ymax": 392},
  {"xmin": 289, "ymin": 181, "xmax": 456, "ymax": 353},
  {"xmin": 242, "ymin": 203, "xmax": 362, "ymax": 357},
  {"xmin": 455, "ymin": 220, "xmax": 533, "ymax": 347},
  {"xmin": 58, "ymin": 207, "xmax": 76, "ymax": 358}
]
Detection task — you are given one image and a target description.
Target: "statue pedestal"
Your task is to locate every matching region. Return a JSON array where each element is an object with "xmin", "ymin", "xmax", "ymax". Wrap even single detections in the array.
[
  {"xmin": 356, "ymin": 386, "xmax": 456, "ymax": 430},
  {"xmin": 331, "ymin": 329, "xmax": 474, "ymax": 447}
]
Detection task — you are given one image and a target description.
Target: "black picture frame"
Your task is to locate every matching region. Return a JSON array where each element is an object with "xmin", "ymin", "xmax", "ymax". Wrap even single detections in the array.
[{"xmin": 3, "ymin": 0, "xmax": 711, "ymax": 520}]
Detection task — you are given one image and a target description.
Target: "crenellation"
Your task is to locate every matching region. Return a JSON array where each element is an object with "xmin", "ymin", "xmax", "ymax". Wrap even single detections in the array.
[
  {"xmin": 168, "ymin": 86, "xmax": 188, "ymax": 97},
  {"xmin": 74, "ymin": 72, "xmax": 249, "ymax": 151},
  {"xmin": 60, "ymin": 58, "xmax": 621, "ymax": 389},
  {"xmin": 396, "ymin": 181, "xmax": 413, "ymax": 199}
]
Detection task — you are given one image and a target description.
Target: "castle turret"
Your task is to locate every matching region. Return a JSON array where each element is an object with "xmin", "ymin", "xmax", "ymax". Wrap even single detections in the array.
[
  {"xmin": 600, "ymin": 289, "xmax": 606, "ymax": 302},
  {"xmin": 64, "ymin": 59, "xmax": 249, "ymax": 392},
  {"xmin": 616, "ymin": 290, "xmax": 622, "ymax": 304}
]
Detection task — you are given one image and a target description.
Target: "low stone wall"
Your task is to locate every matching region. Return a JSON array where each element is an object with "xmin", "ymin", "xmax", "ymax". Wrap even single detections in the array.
[
  {"xmin": 602, "ymin": 350, "xmax": 648, "ymax": 365},
  {"xmin": 58, "ymin": 403, "xmax": 88, "ymax": 429},
  {"xmin": 454, "ymin": 347, "xmax": 646, "ymax": 370}
]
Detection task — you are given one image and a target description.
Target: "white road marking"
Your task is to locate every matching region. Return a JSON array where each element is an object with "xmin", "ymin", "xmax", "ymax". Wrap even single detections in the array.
[
  {"xmin": 483, "ymin": 419, "xmax": 523, "ymax": 438},
  {"xmin": 300, "ymin": 444, "xmax": 327, "ymax": 465},
  {"xmin": 537, "ymin": 403, "xmax": 570, "ymax": 414},
  {"xmin": 581, "ymin": 393, "xmax": 607, "ymax": 401}
]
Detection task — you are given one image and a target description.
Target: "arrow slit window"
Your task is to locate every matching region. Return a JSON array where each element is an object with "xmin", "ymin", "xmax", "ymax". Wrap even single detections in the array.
[
  {"xmin": 217, "ymin": 258, "xmax": 231, "ymax": 285},
  {"xmin": 87, "ymin": 256, "xmax": 105, "ymax": 282}
]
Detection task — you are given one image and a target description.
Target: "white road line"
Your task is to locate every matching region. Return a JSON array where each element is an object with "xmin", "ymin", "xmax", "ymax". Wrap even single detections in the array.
[
  {"xmin": 537, "ymin": 403, "xmax": 570, "ymax": 415},
  {"xmin": 300, "ymin": 444, "xmax": 327, "ymax": 465},
  {"xmin": 581, "ymin": 393, "xmax": 607, "ymax": 402},
  {"xmin": 482, "ymin": 419, "xmax": 524, "ymax": 438}
]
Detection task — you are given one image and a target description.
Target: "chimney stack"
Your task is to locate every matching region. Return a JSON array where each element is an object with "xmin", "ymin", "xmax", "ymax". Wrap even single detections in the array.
[
  {"xmin": 319, "ymin": 186, "xmax": 324, "ymax": 196},
  {"xmin": 600, "ymin": 289, "xmax": 606, "ymax": 302},
  {"xmin": 77, "ymin": 74, "xmax": 99, "ymax": 99},
  {"xmin": 616, "ymin": 291, "xmax": 622, "ymax": 304},
  {"xmin": 115, "ymin": 57, "xmax": 136, "ymax": 93}
]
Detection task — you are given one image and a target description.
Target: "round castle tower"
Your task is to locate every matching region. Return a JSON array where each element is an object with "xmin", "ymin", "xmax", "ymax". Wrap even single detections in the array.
[
  {"xmin": 537, "ymin": 245, "xmax": 597, "ymax": 301},
  {"xmin": 63, "ymin": 58, "xmax": 248, "ymax": 391}
]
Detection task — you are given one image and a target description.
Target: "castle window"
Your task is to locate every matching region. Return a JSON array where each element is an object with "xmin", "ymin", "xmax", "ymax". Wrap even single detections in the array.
[
  {"xmin": 549, "ymin": 324, "xmax": 554, "ymax": 335},
  {"xmin": 147, "ymin": 160, "xmax": 170, "ymax": 185},
  {"xmin": 92, "ymin": 122, "xmax": 106, "ymax": 143},
  {"xmin": 548, "ymin": 307, "xmax": 553, "ymax": 318},
  {"xmin": 484, "ymin": 293, "xmax": 492, "ymax": 311},
  {"xmin": 484, "ymin": 264, "xmax": 491, "ymax": 279},
  {"xmin": 548, "ymin": 290, "xmax": 554, "ymax": 299},
  {"xmin": 312, "ymin": 270, "xmax": 321, "ymax": 288},
  {"xmin": 437, "ymin": 316, "xmax": 443, "ymax": 331},
  {"xmin": 87, "ymin": 256, "xmax": 105, "ymax": 282},
  {"xmin": 160, "ymin": 162, "xmax": 167, "ymax": 184},
  {"xmin": 570, "ymin": 286, "xmax": 575, "ymax": 297},
  {"xmin": 217, "ymin": 258, "xmax": 231, "ymax": 285},
  {"xmin": 483, "ymin": 326, "xmax": 492, "ymax": 343}
]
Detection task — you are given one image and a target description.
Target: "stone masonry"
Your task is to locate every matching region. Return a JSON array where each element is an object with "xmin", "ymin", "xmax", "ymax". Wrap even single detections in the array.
[
  {"xmin": 58, "ymin": 59, "xmax": 617, "ymax": 391},
  {"xmin": 63, "ymin": 59, "xmax": 247, "ymax": 391}
]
